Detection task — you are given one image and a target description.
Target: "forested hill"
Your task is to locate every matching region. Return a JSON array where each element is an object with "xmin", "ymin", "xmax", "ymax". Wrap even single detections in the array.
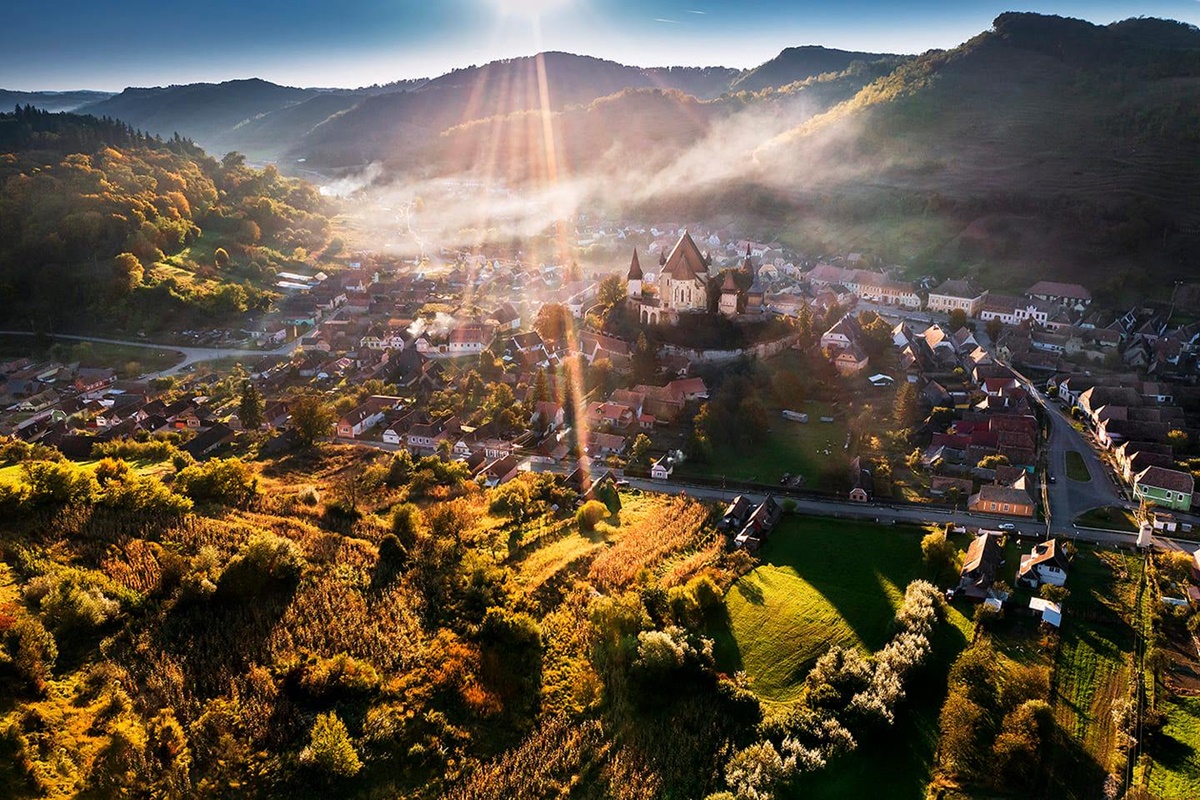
[{"xmin": 0, "ymin": 107, "xmax": 333, "ymax": 333}]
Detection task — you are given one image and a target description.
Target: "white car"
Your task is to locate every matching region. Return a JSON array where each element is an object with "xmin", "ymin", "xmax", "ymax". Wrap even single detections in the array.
[{"xmin": 998, "ymin": 523, "xmax": 1016, "ymax": 531}]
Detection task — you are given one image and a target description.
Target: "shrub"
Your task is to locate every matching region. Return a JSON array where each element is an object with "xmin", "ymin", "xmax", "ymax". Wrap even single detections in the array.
[
  {"xmin": 218, "ymin": 533, "xmax": 304, "ymax": 596},
  {"xmin": 576, "ymin": 500, "xmax": 609, "ymax": 531},
  {"xmin": 390, "ymin": 503, "xmax": 423, "ymax": 548},
  {"xmin": 298, "ymin": 486, "xmax": 321, "ymax": 506},
  {"xmin": 175, "ymin": 457, "xmax": 258, "ymax": 506},
  {"xmin": 297, "ymin": 653, "xmax": 381, "ymax": 699},
  {"xmin": 93, "ymin": 437, "xmax": 180, "ymax": 463},
  {"xmin": 5, "ymin": 616, "xmax": 57, "ymax": 691},
  {"xmin": 100, "ymin": 472, "xmax": 193, "ymax": 515},
  {"xmin": 21, "ymin": 460, "xmax": 99, "ymax": 505},
  {"xmin": 299, "ymin": 712, "xmax": 362, "ymax": 777},
  {"xmin": 26, "ymin": 568, "xmax": 137, "ymax": 634}
]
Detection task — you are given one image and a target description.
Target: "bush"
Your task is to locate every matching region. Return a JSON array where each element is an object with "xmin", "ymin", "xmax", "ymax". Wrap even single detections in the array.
[
  {"xmin": 576, "ymin": 500, "xmax": 609, "ymax": 531},
  {"xmin": 218, "ymin": 533, "xmax": 304, "ymax": 596},
  {"xmin": 390, "ymin": 503, "xmax": 423, "ymax": 548},
  {"xmin": 175, "ymin": 457, "xmax": 258, "ymax": 506},
  {"xmin": 21, "ymin": 460, "xmax": 99, "ymax": 505},
  {"xmin": 299, "ymin": 711, "xmax": 362, "ymax": 778},
  {"xmin": 93, "ymin": 437, "xmax": 180, "ymax": 463}
]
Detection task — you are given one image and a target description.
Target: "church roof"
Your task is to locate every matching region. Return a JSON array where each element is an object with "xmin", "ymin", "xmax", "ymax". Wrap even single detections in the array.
[
  {"xmin": 628, "ymin": 249, "xmax": 643, "ymax": 280},
  {"xmin": 721, "ymin": 272, "xmax": 739, "ymax": 293},
  {"xmin": 663, "ymin": 232, "xmax": 708, "ymax": 282}
]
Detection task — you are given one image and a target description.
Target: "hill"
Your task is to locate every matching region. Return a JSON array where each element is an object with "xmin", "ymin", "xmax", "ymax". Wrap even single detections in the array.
[
  {"xmin": 713, "ymin": 13, "xmax": 1200, "ymax": 295},
  {"xmin": 0, "ymin": 89, "xmax": 114, "ymax": 113},
  {"xmin": 729, "ymin": 45, "xmax": 903, "ymax": 93},
  {"xmin": 0, "ymin": 107, "xmax": 333, "ymax": 333},
  {"xmin": 76, "ymin": 78, "xmax": 320, "ymax": 158}
]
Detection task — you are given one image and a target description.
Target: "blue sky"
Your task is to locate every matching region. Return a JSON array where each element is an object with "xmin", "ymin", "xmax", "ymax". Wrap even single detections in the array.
[{"xmin": 4, "ymin": 0, "xmax": 1200, "ymax": 91}]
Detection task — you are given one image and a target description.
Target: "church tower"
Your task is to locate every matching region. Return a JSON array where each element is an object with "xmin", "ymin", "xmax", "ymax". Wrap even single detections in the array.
[
  {"xmin": 719, "ymin": 271, "xmax": 740, "ymax": 317},
  {"xmin": 626, "ymin": 249, "xmax": 643, "ymax": 298}
]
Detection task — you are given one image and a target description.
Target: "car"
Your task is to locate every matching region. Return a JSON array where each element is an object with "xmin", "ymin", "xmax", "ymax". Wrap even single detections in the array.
[
  {"xmin": 998, "ymin": 523, "xmax": 1016, "ymax": 531},
  {"xmin": 1049, "ymin": 475, "xmax": 1057, "ymax": 483},
  {"xmin": 615, "ymin": 479, "xmax": 630, "ymax": 488}
]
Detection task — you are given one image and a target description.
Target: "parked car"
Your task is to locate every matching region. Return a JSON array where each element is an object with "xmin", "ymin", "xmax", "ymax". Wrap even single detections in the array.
[{"xmin": 998, "ymin": 523, "xmax": 1016, "ymax": 531}]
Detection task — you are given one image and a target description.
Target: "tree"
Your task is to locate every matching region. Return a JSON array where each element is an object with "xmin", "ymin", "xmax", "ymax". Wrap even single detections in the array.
[
  {"xmin": 948, "ymin": 308, "xmax": 969, "ymax": 331},
  {"xmin": 534, "ymin": 303, "xmax": 573, "ymax": 349},
  {"xmin": 597, "ymin": 274, "xmax": 626, "ymax": 308},
  {"xmin": 290, "ymin": 394, "xmax": 336, "ymax": 447},
  {"xmin": 532, "ymin": 368, "xmax": 550, "ymax": 403},
  {"xmin": 633, "ymin": 333, "xmax": 659, "ymax": 384},
  {"xmin": 986, "ymin": 317, "xmax": 1003, "ymax": 342},
  {"xmin": 977, "ymin": 453, "xmax": 1010, "ymax": 470},
  {"xmin": 239, "ymin": 381, "xmax": 264, "ymax": 431},
  {"xmin": 299, "ymin": 712, "xmax": 362, "ymax": 778},
  {"xmin": 629, "ymin": 434, "xmax": 652, "ymax": 466},
  {"xmin": 390, "ymin": 502, "xmax": 423, "ymax": 548},
  {"xmin": 576, "ymin": 500, "xmax": 608, "ymax": 531},
  {"xmin": 112, "ymin": 252, "xmax": 143, "ymax": 295},
  {"xmin": 922, "ymin": 529, "xmax": 960, "ymax": 584},
  {"xmin": 1168, "ymin": 428, "xmax": 1190, "ymax": 454},
  {"xmin": 893, "ymin": 381, "xmax": 920, "ymax": 430}
]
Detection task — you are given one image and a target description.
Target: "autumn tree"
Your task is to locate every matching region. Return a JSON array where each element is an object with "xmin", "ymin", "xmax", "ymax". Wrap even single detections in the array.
[
  {"xmin": 534, "ymin": 303, "xmax": 573, "ymax": 349},
  {"xmin": 629, "ymin": 434, "xmax": 652, "ymax": 466},
  {"xmin": 111, "ymin": 252, "xmax": 143, "ymax": 294},
  {"xmin": 948, "ymin": 308, "xmax": 969, "ymax": 331},
  {"xmin": 290, "ymin": 394, "xmax": 336, "ymax": 447},
  {"xmin": 597, "ymin": 274, "xmax": 627, "ymax": 308}
]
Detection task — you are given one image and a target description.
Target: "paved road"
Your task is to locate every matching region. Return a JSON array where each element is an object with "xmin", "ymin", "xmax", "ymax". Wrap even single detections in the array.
[
  {"xmin": 0, "ymin": 330, "xmax": 301, "ymax": 378},
  {"xmin": 1039, "ymin": 394, "xmax": 1130, "ymax": 520}
]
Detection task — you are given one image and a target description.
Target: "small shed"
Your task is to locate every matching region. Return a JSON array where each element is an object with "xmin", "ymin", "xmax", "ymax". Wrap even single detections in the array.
[{"xmin": 1029, "ymin": 597, "xmax": 1062, "ymax": 627}]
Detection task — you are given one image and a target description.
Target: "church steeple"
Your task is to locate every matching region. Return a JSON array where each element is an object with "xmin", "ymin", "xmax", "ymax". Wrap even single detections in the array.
[
  {"xmin": 626, "ymin": 248, "xmax": 643, "ymax": 299},
  {"xmin": 742, "ymin": 244, "xmax": 753, "ymax": 274},
  {"xmin": 627, "ymin": 249, "xmax": 643, "ymax": 281}
]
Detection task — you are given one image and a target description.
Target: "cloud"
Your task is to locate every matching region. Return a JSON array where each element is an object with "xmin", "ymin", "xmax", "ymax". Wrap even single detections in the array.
[
  {"xmin": 686, "ymin": 10, "xmax": 707, "ymax": 14},
  {"xmin": 654, "ymin": 18, "xmax": 681, "ymax": 24}
]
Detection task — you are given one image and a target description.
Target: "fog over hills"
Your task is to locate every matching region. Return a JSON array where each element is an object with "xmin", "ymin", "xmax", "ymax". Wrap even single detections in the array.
[{"xmin": 12, "ymin": 13, "xmax": 1200, "ymax": 294}]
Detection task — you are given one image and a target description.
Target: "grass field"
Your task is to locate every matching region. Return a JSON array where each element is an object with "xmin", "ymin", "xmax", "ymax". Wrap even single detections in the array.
[
  {"xmin": 1065, "ymin": 451, "xmax": 1091, "ymax": 482},
  {"xmin": 1045, "ymin": 548, "xmax": 1143, "ymax": 797},
  {"xmin": 714, "ymin": 516, "xmax": 971, "ymax": 798},
  {"xmin": 715, "ymin": 517, "xmax": 925, "ymax": 702},
  {"xmin": 0, "ymin": 334, "xmax": 184, "ymax": 375},
  {"xmin": 1074, "ymin": 506, "xmax": 1138, "ymax": 532},
  {"xmin": 678, "ymin": 401, "xmax": 849, "ymax": 488},
  {"xmin": 1146, "ymin": 696, "xmax": 1200, "ymax": 799}
]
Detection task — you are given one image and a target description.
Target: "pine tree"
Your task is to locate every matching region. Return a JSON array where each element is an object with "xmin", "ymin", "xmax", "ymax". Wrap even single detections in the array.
[
  {"xmin": 239, "ymin": 381, "xmax": 264, "ymax": 431},
  {"xmin": 532, "ymin": 368, "xmax": 550, "ymax": 403}
]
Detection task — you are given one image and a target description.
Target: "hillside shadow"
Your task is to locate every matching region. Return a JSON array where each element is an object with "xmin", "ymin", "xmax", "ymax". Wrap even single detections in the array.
[
  {"xmin": 1147, "ymin": 731, "xmax": 1195, "ymax": 771},
  {"xmin": 763, "ymin": 519, "xmax": 923, "ymax": 650},
  {"xmin": 707, "ymin": 602, "xmax": 745, "ymax": 674}
]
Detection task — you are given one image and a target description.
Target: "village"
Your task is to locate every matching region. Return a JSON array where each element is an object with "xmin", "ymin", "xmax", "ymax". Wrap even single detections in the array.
[{"xmin": 7, "ymin": 218, "xmax": 1200, "ymax": 797}]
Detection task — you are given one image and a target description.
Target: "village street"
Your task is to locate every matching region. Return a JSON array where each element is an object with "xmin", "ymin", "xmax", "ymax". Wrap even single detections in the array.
[{"xmin": 0, "ymin": 330, "xmax": 303, "ymax": 379}]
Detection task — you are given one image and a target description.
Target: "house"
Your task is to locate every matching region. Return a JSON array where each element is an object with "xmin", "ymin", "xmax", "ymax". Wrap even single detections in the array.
[
  {"xmin": 183, "ymin": 423, "xmax": 236, "ymax": 460},
  {"xmin": 734, "ymin": 496, "xmax": 783, "ymax": 552},
  {"xmin": 336, "ymin": 396, "xmax": 402, "ymax": 439},
  {"xmin": 849, "ymin": 456, "xmax": 871, "ymax": 503},
  {"xmin": 927, "ymin": 279, "xmax": 987, "ymax": 316},
  {"xmin": 480, "ymin": 455, "xmax": 521, "ymax": 488},
  {"xmin": 532, "ymin": 401, "xmax": 565, "ymax": 431},
  {"xmin": 1017, "ymin": 539, "xmax": 1070, "ymax": 588},
  {"xmin": 650, "ymin": 456, "xmax": 674, "ymax": 480},
  {"xmin": 589, "ymin": 433, "xmax": 627, "ymax": 456},
  {"xmin": 1028, "ymin": 597, "xmax": 1063, "ymax": 627},
  {"xmin": 718, "ymin": 495, "xmax": 752, "ymax": 531},
  {"xmin": 968, "ymin": 483, "xmax": 1035, "ymax": 517},
  {"xmin": 1026, "ymin": 281, "xmax": 1092, "ymax": 310},
  {"xmin": 1133, "ymin": 466, "xmax": 1194, "ymax": 512},
  {"xmin": 958, "ymin": 532, "xmax": 1004, "ymax": 600},
  {"xmin": 447, "ymin": 323, "xmax": 492, "ymax": 356},
  {"xmin": 834, "ymin": 345, "xmax": 870, "ymax": 376}
]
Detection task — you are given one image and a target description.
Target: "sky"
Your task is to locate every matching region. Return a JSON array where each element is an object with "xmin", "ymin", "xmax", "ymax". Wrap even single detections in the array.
[{"xmin": 4, "ymin": 0, "xmax": 1200, "ymax": 91}]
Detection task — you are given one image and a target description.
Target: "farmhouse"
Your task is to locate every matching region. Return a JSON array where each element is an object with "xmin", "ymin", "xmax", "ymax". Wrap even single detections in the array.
[
  {"xmin": 969, "ymin": 483, "xmax": 1036, "ymax": 517},
  {"xmin": 1133, "ymin": 466, "xmax": 1194, "ymax": 511},
  {"xmin": 958, "ymin": 532, "xmax": 1004, "ymax": 600},
  {"xmin": 1017, "ymin": 539, "xmax": 1070, "ymax": 588}
]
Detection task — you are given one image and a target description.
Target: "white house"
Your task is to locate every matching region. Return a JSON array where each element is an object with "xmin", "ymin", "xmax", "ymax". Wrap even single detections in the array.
[
  {"xmin": 651, "ymin": 456, "xmax": 674, "ymax": 480},
  {"xmin": 1016, "ymin": 539, "xmax": 1069, "ymax": 588}
]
